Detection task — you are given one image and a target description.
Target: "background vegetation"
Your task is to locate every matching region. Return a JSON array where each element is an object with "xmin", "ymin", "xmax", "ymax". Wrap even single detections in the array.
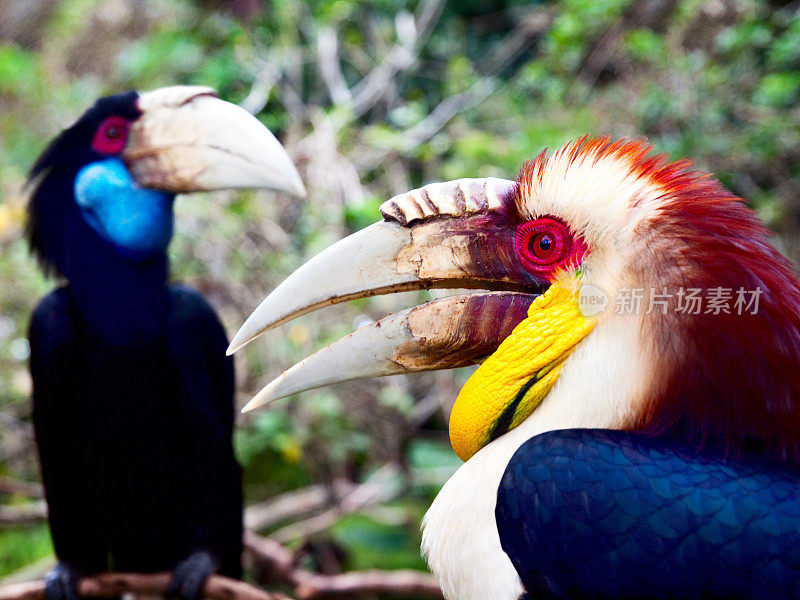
[{"xmin": 0, "ymin": 0, "xmax": 798, "ymax": 594}]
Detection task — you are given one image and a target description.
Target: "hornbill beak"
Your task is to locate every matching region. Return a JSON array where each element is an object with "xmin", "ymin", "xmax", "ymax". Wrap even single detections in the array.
[
  {"xmin": 230, "ymin": 178, "xmax": 548, "ymax": 412},
  {"xmin": 125, "ymin": 86, "xmax": 306, "ymax": 197}
]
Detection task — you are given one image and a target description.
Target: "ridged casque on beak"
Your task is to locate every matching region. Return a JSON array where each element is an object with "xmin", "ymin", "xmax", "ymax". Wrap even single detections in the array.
[
  {"xmin": 230, "ymin": 178, "xmax": 548, "ymax": 412},
  {"xmin": 126, "ymin": 86, "xmax": 306, "ymax": 197}
]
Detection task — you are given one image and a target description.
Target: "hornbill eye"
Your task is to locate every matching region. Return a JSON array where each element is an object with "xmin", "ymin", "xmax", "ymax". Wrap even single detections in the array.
[
  {"xmin": 92, "ymin": 116, "xmax": 130, "ymax": 155},
  {"xmin": 534, "ymin": 233, "xmax": 552, "ymax": 254},
  {"xmin": 515, "ymin": 217, "xmax": 582, "ymax": 270}
]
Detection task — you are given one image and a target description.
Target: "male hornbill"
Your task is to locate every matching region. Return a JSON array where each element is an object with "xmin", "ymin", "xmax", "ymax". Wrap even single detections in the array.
[
  {"xmin": 229, "ymin": 137, "xmax": 800, "ymax": 599},
  {"xmin": 27, "ymin": 86, "xmax": 304, "ymax": 600}
]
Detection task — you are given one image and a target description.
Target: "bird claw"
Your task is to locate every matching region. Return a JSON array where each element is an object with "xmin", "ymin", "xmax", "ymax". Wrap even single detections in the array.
[
  {"xmin": 44, "ymin": 563, "xmax": 80, "ymax": 600},
  {"xmin": 166, "ymin": 550, "xmax": 219, "ymax": 600}
]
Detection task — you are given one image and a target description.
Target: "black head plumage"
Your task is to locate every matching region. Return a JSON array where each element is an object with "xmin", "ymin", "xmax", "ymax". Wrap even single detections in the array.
[{"xmin": 26, "ymin": 91, "xmax": 141, "ymax": 276}]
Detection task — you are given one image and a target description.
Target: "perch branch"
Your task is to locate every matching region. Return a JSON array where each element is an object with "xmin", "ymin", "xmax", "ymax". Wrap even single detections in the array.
[
  {"xmin": 0, "ymin": 573, "xmax": 291, "ymax": 600},
  {"xmin": 244, "ymin": 532, "xmax": 443, "ymax": 599},
  {"xmin": 293, "ymin": 571, "xmax": 444, "ymax": 600}
]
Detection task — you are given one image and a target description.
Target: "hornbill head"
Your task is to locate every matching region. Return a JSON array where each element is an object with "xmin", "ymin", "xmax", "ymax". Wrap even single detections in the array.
[
  {"xmin": 232, "ymin": 136, "xmax": 800, "ymax": 467},
  {"xmin": 27, "ymin": 85, "xmax": 305, "ymax": 275}
]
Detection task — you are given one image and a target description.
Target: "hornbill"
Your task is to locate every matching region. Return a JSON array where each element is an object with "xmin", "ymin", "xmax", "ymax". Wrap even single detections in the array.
[
  {"xmin": 229, "ymin": 137, "xmax": 800, "ymax": 600},
  {"xmin": 27, "ymin": 86, "xmax": 304, "ymax": 600}
]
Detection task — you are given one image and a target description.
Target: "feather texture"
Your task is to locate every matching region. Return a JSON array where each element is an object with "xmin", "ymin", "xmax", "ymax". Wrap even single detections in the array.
[{"xmin": 497, "ymin": 429, "xmax": 800, "ymax": 599}]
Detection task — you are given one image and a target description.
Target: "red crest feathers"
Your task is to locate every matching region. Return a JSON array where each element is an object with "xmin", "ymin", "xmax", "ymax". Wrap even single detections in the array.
[{"xmin": 523, "ymin": 137, "xmax": 800, "ymax": 465}]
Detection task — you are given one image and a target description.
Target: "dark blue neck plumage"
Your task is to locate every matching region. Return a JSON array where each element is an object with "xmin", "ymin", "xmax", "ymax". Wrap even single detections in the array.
[{"xmin": 66, "ymin": 238, "xmax": 170, "ymax": 346}]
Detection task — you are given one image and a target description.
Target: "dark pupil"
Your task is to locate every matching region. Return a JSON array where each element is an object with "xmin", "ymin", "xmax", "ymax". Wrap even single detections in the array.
[
  {"xmin": 106, "ymin": 126, "xmax": 119, "ymax": 139},
  {"xmin": 538, "ymin": 234, "xmax": 552, "ymax": 252}
]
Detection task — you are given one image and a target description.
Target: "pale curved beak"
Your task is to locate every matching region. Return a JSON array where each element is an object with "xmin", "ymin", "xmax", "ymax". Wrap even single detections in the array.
[
  {"xmin": 228, "ymin": 178, "xmax": 534, "ymax": 353},
  {"xmin": 231, "ymin": 177, "xmax": 548, "ymax": 412},
  {"xmin": 125, "ymin": 86, "xmax": 305, "ymax": 197},
  {"xmin": 242, "ymin": 292, "xmax": 534, "ymax": 412}
]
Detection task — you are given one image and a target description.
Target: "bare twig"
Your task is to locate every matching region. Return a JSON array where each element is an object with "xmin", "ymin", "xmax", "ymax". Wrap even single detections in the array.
[
  {"xmin": 0, "ymin": 501, "xmax": 47, "ymax": 526},
  {"xmin": 399, "ymin": 4, "xmax": 555, "ymax": 150},
  {"xmin": 241, "ymin": 62, "xmax": 280, "ymax": 115},
  {"xmin": 476, "ymin": 6, "xmax": 556, "ymax": 75},
  {"xmin": 0, "ymin": 478, "xmax": 43, "ymax": 498},
  {"xmin": 0, "ymin": 415, "xmax": 34, "ymax": 440},
  {"xmin": 350, "ymin": 0, "xmax": 445, "ymax": 117},
  {"xmin": 244, "ymin": 532, "xmax": 443, "ymax": 600},
  {"xmin": 576, "ymin": 0, "xmax": 678, "ymax": 91},
  {"xmin": 348, "ymin": 3, "xmax": 555, "ymax": 173},
  {"xmin": 244, "ymin": 532, "xmax": 295, "ymax": 579},
  {"xmin": 403, "ymin": 78, "xmax": 498, "ymax": 149},
  {"xmin": 316, "ymin": 27, "xmax": 352, "ymax": 106},
  {"xmin": 0, "ymin": 573, "xmax": 291, "ymax": 600},
  {"xmin": 270, "ymin": 465, "xmax": 401, "ymax": 543},
  {"xmin": 244, "ymin": 479, "xmax": 355, "ymax": 532}
]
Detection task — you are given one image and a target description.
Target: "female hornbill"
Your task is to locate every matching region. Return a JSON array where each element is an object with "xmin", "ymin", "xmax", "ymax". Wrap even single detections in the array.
[
  {"xmin": 230, "ymin": 137, "xmax": 800, "ymax": 599},
  {"xmin": 27, "ymin": 86, "xmax": 304, "ymax": 600}
]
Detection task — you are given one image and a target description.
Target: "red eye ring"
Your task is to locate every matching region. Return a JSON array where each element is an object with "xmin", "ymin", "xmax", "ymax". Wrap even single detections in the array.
[
  {"xmin": 515, "ymin": 218, "xmax": 571, "ymax": 267},
  {"xmin": 91, "ymin": 116, "xmax": 130, "ymax": 155}
]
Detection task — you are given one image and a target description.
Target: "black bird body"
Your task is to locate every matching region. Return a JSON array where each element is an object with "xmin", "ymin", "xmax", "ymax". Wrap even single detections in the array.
[
  {"xmin": 31, "ymin": 280, "xmax": 242, "ymax": 578},
  {"xmin": 25, "ymin": 87, "xmax": 304, "ymax": 597}
]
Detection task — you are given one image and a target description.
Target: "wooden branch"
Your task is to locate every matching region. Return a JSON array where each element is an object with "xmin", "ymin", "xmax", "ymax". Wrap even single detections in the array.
[
  {"xmin": 348, "ymin": 3, "xmax": 555, "ymax": 174},
  {"xmin": 402, "ymin": 78, "xmax": 497, "ymax": 149},
  {"xmin": 0, "ymin": 478, "xmax": 44, "ymax": 498},
  {"xmin": 244, "ymin": 480, "xmax": 355, "ymax": 532},
  {"xmin": 0, "ymin": 501, "xmax": 47, "ymax": 526},
  {"xmin": 396, "ymin": 4, "xmax": 554, "ymax": 152},
  {"xmin": 241, "ymin": 61, "xmax": 280, "ymax": 115},
  {"xmin": 576, "ymin": 0, "xmax": 678, "ymax": 90},
  {"xmin": 293, "ymin": 571, "xmax": 443, "ymax": 600},
  {"xmin": 350, "ymin": 0, "xmax": 445, "ymax": 117},
  {"xmin": 316, "ymin": 27, "xmax": 353, "ymax": 106},
  {"xmin": 0, "ymin": 529, "xmax": 442, "ymax": 599},
  {"xmin": 270, "ymin": 465, "xmax": 401, "ymax": 543},
  {"xmin": 244, "ymin": 532, "xmax": 295, "ymax": 579},
  {"xmin": 475, "ymin": 6, "xmax": 555, "ymax": 76},
  {"xmin": 0, "ymin": 573, "xmax": 291, "ymax": 600},
  {"xmin": 244, "ymin": 532, "xmax": 442, "ymax": 600}
]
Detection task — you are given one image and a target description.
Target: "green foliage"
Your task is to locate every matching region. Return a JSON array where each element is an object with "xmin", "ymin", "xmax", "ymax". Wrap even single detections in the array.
[
  {"xmin": 236, "ymin": 410, "xmax": 313, "ymax": 498},
  {"xmin": 753, "ymin": 71, "xmax": 800, "ymax": 107},
  {"xmin": 344, "ymin": 195, "xmax": 385, "ymax": 231},
  {"xmin": 331, "ymin": 509, "xmax": 429, "ymax": 571},
  {"xmin": 0, "ymin": 45, "xmax": 39, "ymax": 95},
  {"xmin": 0, "ymin": 526, "xmax": 53, "ymax": 578}
]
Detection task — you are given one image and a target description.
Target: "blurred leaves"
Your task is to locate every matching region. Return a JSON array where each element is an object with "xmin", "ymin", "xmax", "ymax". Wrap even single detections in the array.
[{"xmin": 0, "ymin": 526, "xmax": 52, "ymax": 576}]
